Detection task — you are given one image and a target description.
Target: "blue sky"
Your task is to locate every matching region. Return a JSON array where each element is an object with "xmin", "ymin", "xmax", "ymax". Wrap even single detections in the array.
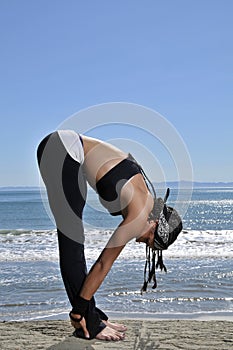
[{"xmin": 0, "ymin": 0, "xmax": 232, "ymax": 186}]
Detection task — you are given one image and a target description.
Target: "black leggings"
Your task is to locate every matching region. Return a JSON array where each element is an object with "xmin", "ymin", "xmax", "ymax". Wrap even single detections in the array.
[{"xmin": 37, "ymin": 132, "xmax": 107, "ymax": 339}]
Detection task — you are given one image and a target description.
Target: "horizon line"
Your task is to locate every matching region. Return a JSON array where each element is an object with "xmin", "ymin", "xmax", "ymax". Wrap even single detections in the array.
[{"xmin": 1, "ymin": 180, "xmax": 233, "ymax": 189}]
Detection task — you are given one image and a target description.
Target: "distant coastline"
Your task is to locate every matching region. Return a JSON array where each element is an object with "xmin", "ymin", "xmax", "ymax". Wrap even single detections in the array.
[
  {"xmin": 1, "ymin": 182, "xmax": 233, "ymax": 189},
  {"xmin": 155, "ymin": 181, "xmax": 233, "ymax": 188}
]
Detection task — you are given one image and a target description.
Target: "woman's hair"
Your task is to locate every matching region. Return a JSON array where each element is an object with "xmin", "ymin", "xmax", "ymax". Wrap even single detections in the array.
[
  {"xmin": 126, "ymin": 153, "xmax": 183, "ymax": 292},
  {"xmin": 166, "ymin": 206, "xmax": 183, "ymax": 246},
  {"xmin": 153, "ymin": 204, "xmax": 183, "ymax": 250}
]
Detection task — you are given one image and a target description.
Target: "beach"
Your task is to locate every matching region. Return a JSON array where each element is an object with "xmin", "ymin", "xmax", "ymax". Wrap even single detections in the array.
[
  {"xmin": 1, "ymin": 188, "xmax": 233, "ymax": 349},
  {"xmin": 1, "ymin": 317, "xmax": 233, "ymax": 350}
]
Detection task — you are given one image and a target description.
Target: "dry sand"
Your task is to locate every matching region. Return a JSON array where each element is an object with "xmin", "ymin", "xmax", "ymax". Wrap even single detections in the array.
[{"xmin": 0, "ymin": 318, "xmax": 233, "ymax": 350}]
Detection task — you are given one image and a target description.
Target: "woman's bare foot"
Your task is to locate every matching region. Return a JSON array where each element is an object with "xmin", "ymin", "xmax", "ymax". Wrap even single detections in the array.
[
  {"xmin": 96, "ymin": 326, "xmax": 125, "ymax": 341},
  {"xmin": 102, "ymin": 320, "xmax": 127, "ymax": 332}
]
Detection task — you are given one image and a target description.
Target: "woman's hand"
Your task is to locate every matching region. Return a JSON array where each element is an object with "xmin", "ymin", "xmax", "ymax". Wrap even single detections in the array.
[{"xmin": 70, "ymin": 313, "xmax": 90, "ymax": 339}]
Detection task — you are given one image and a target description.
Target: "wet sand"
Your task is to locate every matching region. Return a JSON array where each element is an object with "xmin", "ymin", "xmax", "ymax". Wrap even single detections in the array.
[{"xmin": 1, "ymin": 318, "xmax": 233, "ymax": 350}]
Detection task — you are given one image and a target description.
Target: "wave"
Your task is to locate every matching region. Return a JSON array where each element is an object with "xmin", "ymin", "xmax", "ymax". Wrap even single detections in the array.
[
  {"xmin": 0, "ymin": 228, "xmax": 233, "ymax": 262},
  {"xmin": 109, "ymin": 292, "xmax": 233, "ymax": 303},
  {"xmin": 0, "ymin": 229, "xmax": 55, "ymax": 235}
]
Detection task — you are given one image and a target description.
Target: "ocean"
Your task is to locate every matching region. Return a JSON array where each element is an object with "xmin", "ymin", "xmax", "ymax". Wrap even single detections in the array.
[{"xmin": 0, "ymin": 187, "xmax": 232, "ymax": 321}]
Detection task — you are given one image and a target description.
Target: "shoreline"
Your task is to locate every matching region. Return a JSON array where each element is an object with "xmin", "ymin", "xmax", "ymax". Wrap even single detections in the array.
[
  {"xmin": 1, "ymin": 318, "xmax": 233, "ymax": 350},
  {"xmin": 10, "ymin": 310, "xmax": 233, "ymax": 322},
  {"xmin": 93, "ymin": 310, "xmax": 233, "ymax": 322}
]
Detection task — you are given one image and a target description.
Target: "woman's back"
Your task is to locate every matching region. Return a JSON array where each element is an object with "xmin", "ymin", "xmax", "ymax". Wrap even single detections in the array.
[{"xmin": 82, "ymin": 135, "xmax": 128, "ymax": 187}]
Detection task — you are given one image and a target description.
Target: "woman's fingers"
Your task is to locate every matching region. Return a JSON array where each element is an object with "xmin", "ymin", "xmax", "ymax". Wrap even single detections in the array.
[
  {"xmin": 80, "ymin": 317, "xmax": 90, "ymax": 339},
  {"xmin": 70, "ymin": 319, "xmax": 81, "ymax": 329},
  {"xmin": 70, "ymin": 315, "xmax": 90, "ymax": 339}
]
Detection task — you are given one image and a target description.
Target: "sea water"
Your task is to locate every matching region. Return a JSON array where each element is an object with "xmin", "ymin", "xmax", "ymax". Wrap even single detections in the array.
[{"xmin": 0, "ymin": 187, "xmax": 232, "ymax": 321}]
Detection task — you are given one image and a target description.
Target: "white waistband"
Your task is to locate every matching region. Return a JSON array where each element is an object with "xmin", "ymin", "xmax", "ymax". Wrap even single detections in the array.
[{"xmin": 57, "ymin": 129, "xmax": 84, "ymax": 164}]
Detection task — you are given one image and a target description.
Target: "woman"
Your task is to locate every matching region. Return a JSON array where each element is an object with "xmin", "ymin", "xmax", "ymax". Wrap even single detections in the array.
[{"xmin": 37, "ymin": 129, "xmax": 182, "ymax": 341}]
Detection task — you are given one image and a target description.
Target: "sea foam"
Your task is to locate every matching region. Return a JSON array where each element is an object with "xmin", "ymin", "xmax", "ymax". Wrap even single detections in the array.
[{"xmin": 0, "ymin": 228, "xmax": 232, "ymax": 262}]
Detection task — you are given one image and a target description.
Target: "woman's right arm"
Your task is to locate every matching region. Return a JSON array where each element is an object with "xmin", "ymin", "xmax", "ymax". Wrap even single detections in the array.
[{"xmin": 79, "ymin": 187, "xmax": 153, "ymax": 300}]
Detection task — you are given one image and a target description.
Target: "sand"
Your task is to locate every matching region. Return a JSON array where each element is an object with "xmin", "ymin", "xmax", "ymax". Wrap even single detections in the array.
[{"xmin": 0, "ymin": 318, "xmax": 233, "ymax": 350}]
